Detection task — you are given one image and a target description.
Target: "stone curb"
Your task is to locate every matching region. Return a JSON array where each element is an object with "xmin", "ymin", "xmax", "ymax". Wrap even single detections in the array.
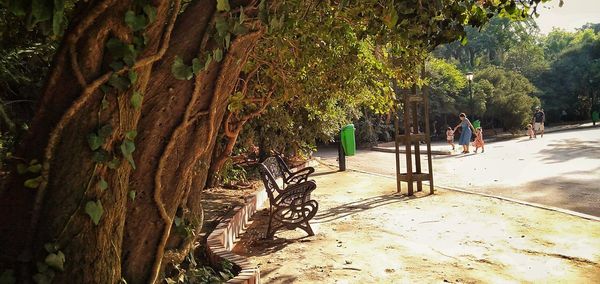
[
  {"xmin": 371, "ymin": 146, "xmax": 451, "ymax": 155},
  {"xmin": 317, "ymin": 160, "xmax": 599, "ymax": 222},
  {"xmin": 205, "ymin": 159, "xmax": 319, "ymax": 284}
]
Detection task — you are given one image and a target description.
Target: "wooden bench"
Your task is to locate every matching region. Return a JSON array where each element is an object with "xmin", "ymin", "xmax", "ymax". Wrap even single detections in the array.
[{"xmin": 258, "ymin": 157, "xmax": 318, "ymax": 238}]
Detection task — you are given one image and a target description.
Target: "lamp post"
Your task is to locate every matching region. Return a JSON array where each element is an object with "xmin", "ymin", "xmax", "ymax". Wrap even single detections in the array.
[{"xmin": 466, "ymin": 72, "xmax": 474, "ymax": 116}]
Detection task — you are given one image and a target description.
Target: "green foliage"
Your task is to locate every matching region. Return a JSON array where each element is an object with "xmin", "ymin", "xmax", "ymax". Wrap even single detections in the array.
[
  {"xmin": 44, "ymin": 250, "xmax": 65, "ymax": 271},
  {"xmin": 171, "ymin": 56, "xmax": 193, "ymax": 80},
  {"xmin": 97, "ymin": 178, "xmax": 108, "ymax": 191},
  {"xmin": 84, "ymin": 200, "xmax": 103, "ymax": 226},
  {"xmin": 0, "ymin": 270, "xmax": 16, "ymax": 284}
]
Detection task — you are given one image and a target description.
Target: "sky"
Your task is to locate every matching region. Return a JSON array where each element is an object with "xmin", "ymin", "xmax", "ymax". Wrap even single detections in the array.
[{"xmin": 535, "ymin": 0, "xmax": 600, "ymax": 34}]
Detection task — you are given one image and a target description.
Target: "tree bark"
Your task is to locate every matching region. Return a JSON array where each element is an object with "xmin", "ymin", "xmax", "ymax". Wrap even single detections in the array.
[{"xmin": 0, "ymin": 0, "xmax": 263, "ymax": 283}]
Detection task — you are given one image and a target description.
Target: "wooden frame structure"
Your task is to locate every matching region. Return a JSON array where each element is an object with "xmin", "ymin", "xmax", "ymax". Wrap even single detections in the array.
[{"xmin": 394, "ymin": 82, "xmax": 434, "ymax": 195}]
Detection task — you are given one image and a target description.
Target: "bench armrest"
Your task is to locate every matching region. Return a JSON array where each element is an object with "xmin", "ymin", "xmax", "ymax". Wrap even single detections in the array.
[
  {"xmin": 274, "ymin": 180, "xmax": 317, "ymax": 206},
  {"xmin": 284, "ymin": 166, "xmax": 315, "ymax": 185}
]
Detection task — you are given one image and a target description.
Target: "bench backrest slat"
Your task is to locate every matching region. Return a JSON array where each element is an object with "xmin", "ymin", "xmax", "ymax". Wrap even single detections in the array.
[{"xmin": 258, "ymin": 158, "xmax": 283, "ymax": 203}]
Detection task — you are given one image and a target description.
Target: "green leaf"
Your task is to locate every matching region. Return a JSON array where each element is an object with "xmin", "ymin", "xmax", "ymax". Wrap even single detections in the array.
[
  {"xmin": 24, "ymin": 176, "xmax": 43, "ymax": 189},
  {"xmin": 43, "ymin": 243, "xmax": 59, "ymax": 253},
  {"xmin": 205, "ymin": 54, "xmax": 213, "ymax": 71},
  {"xmin": 52, "ymin": 0, "xmax": 65, "ymax": 36},
  {"xmin": 124, "ymin": 10, "xmax": 148, "ymax": 32},
  {"xmin": 174, "ymin": 217, "xmax": 183, "ymax": 227},
  {"xmin": 85, "ymin": 200, "xmax": 104, "ymax": 225},
  {"xmin": 101, "ymin": 96, "xmax": 109, "ymax": 110},
  {"xmin": 98, "ymin": 124, "xmax": 113, "ymax": 140},
  {"xmin": 87, "ymin": 133, "xmax": 102, "ymax": 151},
  {"xmin": 44, "ymin": 251, "xmax": 65, "ymax": 271},
  {"xmin": 32, "ymin": 273, "xmax": 52, "ymax": 284},
  {"xmin": 0, "ymin": 269, "xmax": 16, "ymax": 284},
  {"xmin": 192, "ymin": 58, "xmax": 202, "ymax": 75},
  {"xmin": 239, "ymin": 6, "xmax": 245, "ymax": 23},
  {"xmin": 128, "ymin": 70, "xmax": 138, "ymax": 85},
  {"xmin": 232, "ymin": 22, "xmax": 248, "ymax": 35},
  {"xmin": 215, "ymin": 16, "xmax": 229, "ymax": 37},
  {"xmin": 36, "ymin": 261, "xmax": 49, "ymax": 273},
  {"xmin": 108, "ymin": 74, "xmax": 131, "ymax": 91},
  {"xmin": 107, "ymin": 157, "xmax": 121, "ymax": 170},
  {"xmin": 143, "ymin": 5, "xmax": 157, "ymax": 23},
  {"xmin": 98, "ymin": 178, "xmax": 108, "ymax": 191},
  {"xmin": 100, "ymin": 85, "xmax": 111, "ymax": 94},
  {"xmin": 17, "ymin": 163, "xmax": 28, "ymax": 174},
  {"xmin": 225, "ymin": 33, "xmax": 231, "ymax": 50},
  {"xmin": 27, "ymin": 163, "xmax": 42, "ymax": 173},
  {"xmin": 213, "ymin": 48, "xmax": 223, "ymax": 62},
  {"xmin": 91, "ymin": 150, "xmax": 109, "ymax": 163},
  {"xmin": 120, "ymin": 140, "xmax": 136, "ymax": 169},
  {"xmin": 171, "ymin": 56, "xmax": 193, "ymax": 80},
  {"xmin": 131, "ymin": 92, "xmax": 143, "ymax": 110},
  {"xmin": 216, "ymin": 0, "xmax": 230, "ymax": 12},
  {"xmin": 109, "ymin": 61, "xmax": 124, "ymax": 71},
  {"xmin": 128, "ymin": 190, "xmax": 136, "ymax": 201},
  {"xmin": 125, "ymin": 130, "xmax": 137, "ymax": 140}
]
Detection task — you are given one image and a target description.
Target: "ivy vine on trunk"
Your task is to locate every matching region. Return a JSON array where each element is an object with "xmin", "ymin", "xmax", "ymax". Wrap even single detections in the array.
[{"xmin": 0, "ymin": 0, "xmax": 264, "ymax": 282}]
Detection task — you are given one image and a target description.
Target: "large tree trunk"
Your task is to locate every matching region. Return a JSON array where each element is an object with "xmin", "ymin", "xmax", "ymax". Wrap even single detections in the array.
[{"xmin": 0, "ymin": 0, "xmax": 263, "ymax": 283}]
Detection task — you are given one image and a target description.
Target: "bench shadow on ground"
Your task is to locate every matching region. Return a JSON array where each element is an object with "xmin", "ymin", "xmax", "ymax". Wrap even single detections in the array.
[
  {"xmin": 537, "ymin": 139, "xmax": 600, "ymax": 164},
  {"xmin": 233, "ymin": 191, "xmax": 432, "ymax": 258}
]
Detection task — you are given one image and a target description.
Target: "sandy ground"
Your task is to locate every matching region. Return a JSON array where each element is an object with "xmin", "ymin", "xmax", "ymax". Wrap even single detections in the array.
[{"xmin": 233, "ymin": 168, "xmax": 600, "ymax": 283}]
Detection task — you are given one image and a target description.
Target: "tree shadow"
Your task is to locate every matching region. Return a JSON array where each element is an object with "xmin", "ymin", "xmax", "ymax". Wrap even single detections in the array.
[
  {"xmin": 537, "ymin": 139, "xmax": 600, "ymax": 164},
  {"xmin": 313, "ymin": 192, "xmax": 431, "ymax": 223}
]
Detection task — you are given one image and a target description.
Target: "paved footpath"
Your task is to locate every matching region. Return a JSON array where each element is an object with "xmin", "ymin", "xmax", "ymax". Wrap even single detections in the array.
[{"xmin": 317, "ymin": 125, "xmax": 600, "ymax": 217}]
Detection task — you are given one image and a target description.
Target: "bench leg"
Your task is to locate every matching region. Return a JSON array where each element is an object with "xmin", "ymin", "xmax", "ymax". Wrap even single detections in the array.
[
  {"xmin": 298, "ymin": 220, "xmax": 314, "ymax": 236},
  {"xmin": 266, "ymin": 213, "xmax": 274, "ymax": 238}
]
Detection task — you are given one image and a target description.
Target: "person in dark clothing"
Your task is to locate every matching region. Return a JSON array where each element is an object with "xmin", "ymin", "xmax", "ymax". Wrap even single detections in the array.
[{"xmin": 532, "ymin": 106, "xmax": 545, "ymax": 138}]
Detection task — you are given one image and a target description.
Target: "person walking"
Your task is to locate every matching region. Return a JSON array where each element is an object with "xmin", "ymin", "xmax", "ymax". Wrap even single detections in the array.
[
  {"xmin": 533, "ymin": 106, "xmax": 545, "ymax": 138},
  {"xmin": 453, "ymin": 113, "xmax": 476, "ymax": 154},
  {"xmin": 474, "ymin": 127, "xmax": 485, "ymax": 153},
  {"xmin": 446, "ymin": 127, "xmax": 455, "ymax": 151}
]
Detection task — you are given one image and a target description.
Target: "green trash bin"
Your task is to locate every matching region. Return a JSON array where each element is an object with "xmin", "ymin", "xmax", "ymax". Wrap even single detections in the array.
[
  {"xmin": 472, "ymin": 120, "xmax": 481, "ymax": 129},
  {"xmin": 341, "ymin": 124, "xmax": 356, "ymax": 156},
  {"xmin": 592, "ymin": 111, "xmax": 599, "ymax": 123}
]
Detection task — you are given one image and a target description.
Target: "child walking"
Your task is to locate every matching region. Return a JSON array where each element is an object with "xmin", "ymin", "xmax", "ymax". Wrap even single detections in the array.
[
  {"xmin": 446, "ymin": 127, "xmax": 455, "ymax": 150},
  {"xmin": 474, "ymin": 127, "xmax": 484, "ymax": 153},
  {"xmin": 527, "ymin": 124, "xmax": 534, "ymax": 139}
]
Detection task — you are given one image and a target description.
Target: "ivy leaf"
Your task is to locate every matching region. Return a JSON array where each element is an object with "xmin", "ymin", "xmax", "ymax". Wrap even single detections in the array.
[
  {"xmin": 205, "ymin": 54, "xmax": 213, "ymax": 71},
  {"xmin": 43, "ymin": 242, "xmax": 59, "ymax": 253},
  {"xmin": 131, "ymin": 92, "xmax": 143, "ymax": 110},
  {"xmin": 98, "ymin": 178, "xmax": 108, "ymax": 191},
  {"xmin": 213, "ymin": 48, "xmax": 223, "ymax": 62},
  {"xmin": 100, "ymin": 85, "xmax": 111, "ymax": 94},
  {"xmin": 17, "ymin": 163, "xmax": 28, "ymax": 174},
  {"xmin": 44, "ymin": 251, "xmax": 65, "ymax": 271},
  {"xmin": 128, "ymin": 70, "xmax": 138, "ymax": 85},
  {"xmin": 215, "ymin": 16, "xmax": 229, "ymax": 37},
  {"xmin": 216, "ymin": 0, "xmax": 230, "ymax": 12},
  {"xmin": 171, "ymin": 56, "xmax": 193, "ymax": 80},
  {"xmin": 124, "ymin": 10, "xmax": 148, "ymax": 32},
  {"xmin": 120, "ymin": 140, "xmax": 136, "ymax": 169},
  {"xmin": 85, "ymin": 200, "xmax": 103, "ymax": 226},
  {"xmin": 128, "ymin": 190, "xmax": 136, "ymax": 201},
  {"xmin": 108, "ymin": 74, "xmax": 131, "ymax": 91},
  {"xmin": 107, "ymin": 157, "xmax": 121, "ymax": 170},
  {"xmin": 87, "ymin": 133, "xmax": 102, "ymax": 151},
  {"xmin": 125, "ymin": 130, "xmax": 137, "ymax": 140},
  {"xmin": 232, "ymin": 22, "xmax": 248, "ymax": 35},
  {"xmin": 24, "ymin": 176, "xmax": 43, "ymax": 189},
  {"xmin": 98, "ymin": 124, "xmax": 113, "ymax": 140},
  {"xmin": 0, "ymin": 269, "xmax": 16, "ymax": 284},
  {"xmin": 223, "ymin": 33, "xmax": 231, "ymax": 50},
  {"xmin": 109, "ymin": 61, "xmax": 124, "ymax": 71},
  {"xmin": 143, "ymin": 5, "xmax": 157, "ymax": 23},
  {"xmin": 174, "ymin": 217, "xmax": 183, "ymax": 227},
  {"xmin": 52, "ymin": 0, "xmax": 65, "ymax": 36},
  {"xmin": 27, "ymin": 163, "xmax": 42, "ymax": 173},
  {"xmin": 91, "ymin": 150, "xmax": 109, "ymax": 163},
  {"xmin": 192, "ymin": 58, "xmax": 202, "ymax": 75},
  {"xmin": 239, "ymin": 6, "xmax": 245, "ymax": 23}
]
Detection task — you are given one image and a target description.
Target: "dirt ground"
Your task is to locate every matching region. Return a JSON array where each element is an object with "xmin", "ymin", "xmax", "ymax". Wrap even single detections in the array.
[{"xmin": 232, "ymin": 167, "xmax": 600, "ymax": 283}]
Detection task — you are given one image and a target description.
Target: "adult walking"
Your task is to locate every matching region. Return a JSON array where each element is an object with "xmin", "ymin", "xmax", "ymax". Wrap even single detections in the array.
[
  {"xmin": 453, "ymin": 113, "xmax": 476, "ymax": 153},
  {"xmin": 533, "ymin": 106, "xmax": 545, "ymax": 138}
]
